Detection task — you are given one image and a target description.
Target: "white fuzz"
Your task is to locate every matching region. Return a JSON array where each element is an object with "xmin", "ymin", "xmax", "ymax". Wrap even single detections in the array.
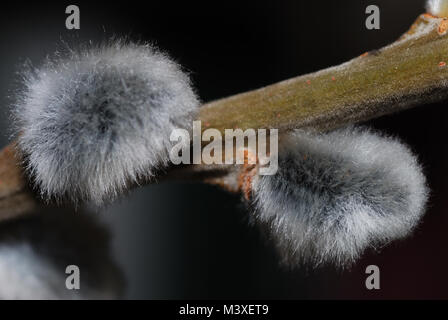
[
  {"xmin": 427, "ymin": 0, "xmax": 448, "ymax": 17},
  {"xmin": 252, "ymin": 127, "xmax": 428, "ymax": 267},
  {"xmin": 14, "ymin": 41, "xmax": 199, "ymax": 204},
  {"xmin": 0, "ymin": 244, "xmax": 111, "ymax": 299},
  {"xmin": 0, "ymin": 209, "xmax": 123, "ymax": 299}
]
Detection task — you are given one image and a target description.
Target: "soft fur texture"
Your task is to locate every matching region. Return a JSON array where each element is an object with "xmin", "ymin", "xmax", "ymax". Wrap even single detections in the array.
[
  {"xmin": 251, "ymin": 127, "xmax": 428, "ymax": 267},
  {"xmin": 0, "ymin": 244, "xmax": 103, "ymax": 299},
  {"xmin": 0, "ymin": 243, "xmax": 73, "ymax": 299},
  {"xmin": 0, "ymin": 208, "xmax": 124, "ymax": 299},
  {"xmin": 14, "ymin": 41, "xmax": 199, "ymax": 204},
  {"xmin": 427, "ymin": 0, "xmax": 448, "ymax": 17}
]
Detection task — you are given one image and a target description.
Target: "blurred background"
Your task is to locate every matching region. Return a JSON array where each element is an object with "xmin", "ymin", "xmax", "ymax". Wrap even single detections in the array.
[{"xmin": 0, "ymin": 0, "xmax": 447, "ymax": 299}]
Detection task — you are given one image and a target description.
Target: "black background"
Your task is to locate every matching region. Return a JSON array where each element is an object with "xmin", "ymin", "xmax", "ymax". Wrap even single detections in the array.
[{"xmin": 0, "ymin": 0, "xmax": 447, "ymax": 299}]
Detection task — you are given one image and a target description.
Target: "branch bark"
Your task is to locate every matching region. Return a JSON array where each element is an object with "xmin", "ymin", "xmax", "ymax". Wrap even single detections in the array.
[
  {"xmin": 0, "ymin": 144, "xmax": 37, "ymax": 221},
  {"xmin": 199, "ymin": 14, "xmax": 448, "ymax": 133}
]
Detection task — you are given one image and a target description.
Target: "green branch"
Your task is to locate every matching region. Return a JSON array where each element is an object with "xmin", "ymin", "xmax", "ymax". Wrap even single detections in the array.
[{"xmin": 200, "ymin": 14, "xmax": 448, "ymax": 133}]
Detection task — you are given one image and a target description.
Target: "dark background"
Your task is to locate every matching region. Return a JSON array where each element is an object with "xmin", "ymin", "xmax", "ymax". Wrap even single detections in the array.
[{"xmin": 0, "ymin": 0, "xmax": 447, "ymax": 299}]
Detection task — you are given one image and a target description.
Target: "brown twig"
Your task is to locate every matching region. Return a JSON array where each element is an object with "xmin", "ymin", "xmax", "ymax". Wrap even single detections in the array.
[{"xmin": 0, "ymin": 143, "xmax": 37, "ymax": 221}]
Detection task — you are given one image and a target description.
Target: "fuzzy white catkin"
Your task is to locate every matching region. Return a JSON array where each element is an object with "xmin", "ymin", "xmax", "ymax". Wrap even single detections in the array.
[
  {"xmin": 0, "ymin": 209, "xmax": 123, "ymax": 299},
  {"xmin": 14, "ymin": 41, "xmax": 199, "ymax": 205},
  {"xmin": 0, "ymin": 244, "xmax": 110, "ymax": 299},
  {"xmin": 251, "ymin": 127, "xmax": 428, "ymax": 267},
  {"xmin": 427, "ymin": 0, "xmax": 448, "ymax": 17}
]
